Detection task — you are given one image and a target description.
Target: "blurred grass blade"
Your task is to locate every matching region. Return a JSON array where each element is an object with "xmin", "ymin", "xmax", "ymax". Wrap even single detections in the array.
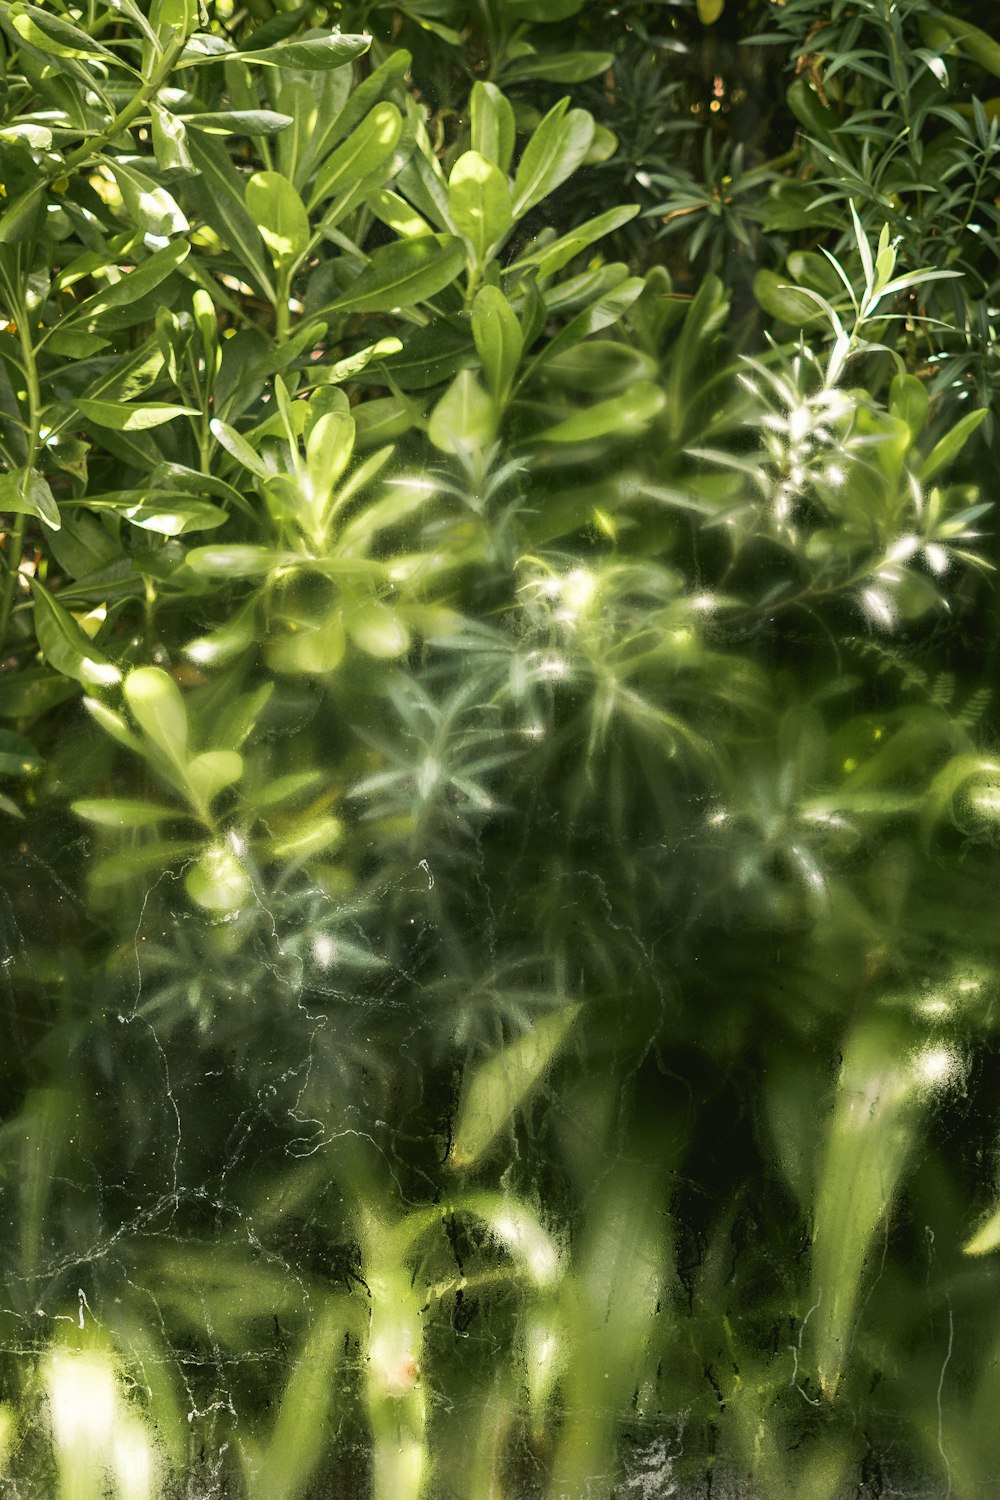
[
  {"xmin": 238, "ymin": 1298, "xmax": 351, "ymax": 1500},
  {"xmin": 808, "ymin": 1016, "xmax": 929, "ymax": 1398},
  {"xmin": 546, "ymin": 1159, "xmax": 670, "ymax": 1499},
  {"xmin": 20, "ymin": 1088, "xmax": 74, "ymax": 1278},
  {"xmin": 449, "ymin": 1002, "xmax": 581, "ymax": 1167}
]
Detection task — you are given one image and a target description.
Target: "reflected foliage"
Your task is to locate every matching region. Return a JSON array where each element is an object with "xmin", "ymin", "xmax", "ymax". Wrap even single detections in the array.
[{"xmin": 2, "ymin": 1, "xmax": 1000, "ymax": 1497}]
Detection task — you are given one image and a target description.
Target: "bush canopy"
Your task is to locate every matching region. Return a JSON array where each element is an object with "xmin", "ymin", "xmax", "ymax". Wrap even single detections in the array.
[{"xmin": 3, "ymin": 0, "xmax": 1000, "ymax": 1495}]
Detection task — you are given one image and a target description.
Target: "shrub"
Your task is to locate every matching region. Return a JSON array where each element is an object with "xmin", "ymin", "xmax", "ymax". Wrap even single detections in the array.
[{"xmin": 2, "ymin": 1, "xmax": 1000, "ymax": 1496}]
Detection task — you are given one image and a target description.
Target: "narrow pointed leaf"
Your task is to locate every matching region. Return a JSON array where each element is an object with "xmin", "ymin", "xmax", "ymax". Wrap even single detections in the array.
[
  {"xmin": 31, "ymin": 581, "xmax": 120, "ymax": 687},
  {"xmin": 72, "ymin": 799, "xmax": 177, "ymax": 828},
  {"xmin": 920, "ymin": 408, "xmax": 988, "ymax": 482},
  {"xmin": 75, "ymin": 399, "xmax": 199, "ymax": 430},
  {"xmin": 472, "ymin": 285, "xmax": 523, "ymax": 401},
  {"xmin": 238, "ymin": 33, "xmax": 370, "ymax": 70},
  {"xmin": 511, "ymin": 99, "xmax": 595, "ymax": 219},
  {"xmin": 535, "ymin": 382, "xmax": 664, "ymax": 444},
  {"xmin": 0, "ymin": 468, "xmax": 60, "ymax": 529},
  {"xmin": 450, "ymin": 1003, "xmax": 582, "ymax": 1167},
  {"xmin": 327, "ymin": 235, "xmax": 465, "ymax": 314}
]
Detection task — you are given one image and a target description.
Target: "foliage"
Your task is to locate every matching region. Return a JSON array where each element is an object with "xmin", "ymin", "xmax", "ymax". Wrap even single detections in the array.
[{"xmin": 2, "ymin": 1, "xmax": 1000, "ymax": 1498}]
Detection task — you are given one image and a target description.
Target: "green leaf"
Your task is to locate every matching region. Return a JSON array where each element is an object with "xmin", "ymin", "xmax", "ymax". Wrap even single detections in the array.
[
  {"xmin": 82, "ymin": 697, "xmax": 143, "ymax": 754},
  {"xmin": 306, "ymin": 411, "xmax": 355, "ymax": 498},
  {"xmin": 453, "ymin": 1193, "xmax": 562, "ymax": 1289},
  {"xmin": 39, "ymin": 511, "xmax": 117, "ymax": 584},
  {"xmin": 510, "ymin": 205, "xmax": 639, "ymax": 280},
  {"xmin": 0, "ymin": 730, "xmax": 42, "ymax": 778},
  {"xmin": 367, "ymin": 189, "xmax": 432, "ymax": 240},
  {"xmin": 124, "ymin": 666, "xmax": 189, "ymax": 769},
  {"xmin": 31, "ymin": 581, "xmax": 120, "ymax": 687},
  {"xmin": 536, "ymin": 383, "xmax": 665, "ymax": 443},
  {"xmin": 525, "ymin": 274, "xmax": 646, "ymax": 377},
  {"xmin": 511, "ymin": 98, "xmax": 595, "ymax": 219},
  {"xmin": 186, "ymin": 598, "xmax": 260, "ymax": 668},
  {"xmin": 0, "ymin": 121, "xmax": 51, "ymax": 149},
  {"xmin": 0, "ymin": 468, "xmax": 60, "ymax": 529},
  {"xmin": 353, "ymin": 396, "xmax": 414, "ymax": 447},
  {"xmin": 584, "ymin": 123, "xmax": 618, "ymax": 165},
  {"xmin": 91, "ymin": 498, "xmax": 227, "ymax": 536},
  {"xmin": 210, "ymin": 419, "xmax": 271, "ymax": 479},
  {"xmin": 187, "ymin": 546, "xmax": 295, "ymax": 577},
  {"xmin": 506, "ymin": 0, "xmax": 585, "ymax": 17},
  {"xmin": 9, "ymin": 2, "xmax": 115, "ymax": 60},
  {"xmin": 346, "ymin": 602, "xmax": 411, "ymax": 658},
  {"xmin": 182, "ymin": 109, "xmax": 294, "ymax": 136},
  {"xmin": 266, "ymin": 610, "xmax": 346, "ymax": 675},
  {"xmin": 309, "ymin": 102, "xmax": 403, "ymax": 211},
  {"xmin": 320, "ymin": 336, "xmax": 404, "ymax": 384},
  {"xmin": 448, "ymin": 151, "xmax": 513, "ymax": 263},
  {"xmin": 270, "ymin": 814, "xmax": 344, "ymax": 861},
  {"xmin": 109, "ymin": 162, "xmax": 189, "ymax": 241},
  {"xmin": 450, "ymin": 1003, "xmax": 582, "ymax": 1167},
  {"xmin": 240, "ymin": 32, "xmax": 370, "ymax": 70},
  {"xmin": 237, "ymin": 1299, "xmax": 350, "ymax": 1500},
  {"xmin": 216, "ymin": 682, "xmax": 274, "ymax": 749},
  {"xmin": 91, "ymin": 839, "xmax": 198, "ymax": 888},
  {"xmin": 18, "ymin": 1089, "xmax": 74, "ymax": 1279},
  {"xmin": 786, "ymin": 79, "xmax": 840, "ymax": 140},
  {"xmin": 246, "ymin": 171, "xmax": 311, "ymax": 266},
  {"xmin": 0, "ymin": 184, "xmax": 44, "ymax": 246},
  {"xmin": 0, "ymin": 669, "xmax": 77, "ymax": 720},
  {"xmin": 71, "ymin": 241, "xmax": 191, "ymax": 324},
  {"xmin": 296, "ymin": 46, "xmax": 409, "ymax": 188},
  {"xmin": 809, "ymin": 1015, "xmax": 929, "ymax": 1399},
  {"xmin": 185, "ymin": 132, "xmax": 275, "ymax": 299},
  {"xmin": 75, "ymin": 399, "xmax": 199, "ymax": 431},
  {"xmin": 504, "ymin": 50, "xmax": 612, "ymax": 84},
  {"xmin": 329, "ymin": 235, "xmax": 465, "ymax": 314},
  {"xmin": 151, "ymin": 0, "xmax": 199, "ymax": 32},
  {"xmin": 150, "ymin": 102, "xmax": 194, "ymax": 174},
  {"xmin": 43, "ymin": 330, "xmax": 110, "ymax": 358},
  {"xmin": 920, "ymin": 408, "xmax": 988, "ymax": 483},
  {"xmin": 472, "ymin": 286, "xmax": 523, "ymax": 402},
  {"xmin": 542, "ymin": 340, "xmax": 657, "ymax": 394},
  {"xmin": 428, "ymin": 370, "xmax": 498, "ymax": 455},
  {"xmin": 753, "ymin": 269, "xmax": 826, "ymax": 328},
  {"xmin": 470, "ymin": 82, "xmax": 515, "ymax": 174},
  {"xmin": 185, "ymin": 844, "xmax": 251, "ymax": 912},
  {"xmin": 964, "ymin": 1202, "xmax": 1000, "ymax": 1257},
  {"xmin": 72, "ymin": 799, "xmax": 177, "ymax": 828},
  {"xmin": 185, "ymin": 750, "xmax": 244, "ymax": 809},
  {"xmin": 920, "ymin": 752, "xmax": 1000, "ymax": 842},
  {"xmin": 932, "ymin": 13, "xmax": 1000, "ymax": 77},
  {"xmin": 889, "ymin": 372, "xmax": 929, "ymax": 442}
]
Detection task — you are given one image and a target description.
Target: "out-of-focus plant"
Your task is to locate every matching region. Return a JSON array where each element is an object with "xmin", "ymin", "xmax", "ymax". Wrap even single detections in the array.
[{"xmin": 4, "ymin": 1, "xmax": 1000, "ymax": 1498}]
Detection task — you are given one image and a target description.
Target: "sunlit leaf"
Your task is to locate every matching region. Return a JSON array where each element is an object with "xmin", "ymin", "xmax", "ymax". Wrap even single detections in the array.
[
  {"xmin": 124, "ymin": 666, "xmax": 189, "ymax": 769},
  {"xmin": 31, "ymin": 581, "xmax": 120, "ymax": 687}
]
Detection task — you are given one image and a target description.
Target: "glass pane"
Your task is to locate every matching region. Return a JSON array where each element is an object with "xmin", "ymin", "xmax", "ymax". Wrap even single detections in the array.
[{"xmin": 1, "ymin": 2, "xmax": 997, "ymax": 1497}]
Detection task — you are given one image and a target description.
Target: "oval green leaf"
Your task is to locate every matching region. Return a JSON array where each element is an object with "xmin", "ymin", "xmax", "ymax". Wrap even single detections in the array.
[{"xmin": 31, "ymin": 581, "xmax": 121, "ymax": 688}]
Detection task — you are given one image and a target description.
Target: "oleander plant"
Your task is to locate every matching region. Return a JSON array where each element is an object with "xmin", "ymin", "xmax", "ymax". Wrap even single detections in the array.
[{"xmin": 3, "ymin": 0, "xmax": 1000, "ymax": 1495}]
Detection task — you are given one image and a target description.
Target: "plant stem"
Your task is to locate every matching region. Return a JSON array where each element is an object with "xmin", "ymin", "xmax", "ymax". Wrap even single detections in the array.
[
  {"xmin": 58, "ymin": 29, "xmax": 189, "ymax": 179},
  {"xmin": 275, "ymin": 269, "xmax": 291, "ymax": 343},
  {"xmin": 0, "ymin": 515, "xmax": 28, "ymax": 653},
  {"xmin": 0, "ymin": 304, "xmax": 43, "ymax": 650}
]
